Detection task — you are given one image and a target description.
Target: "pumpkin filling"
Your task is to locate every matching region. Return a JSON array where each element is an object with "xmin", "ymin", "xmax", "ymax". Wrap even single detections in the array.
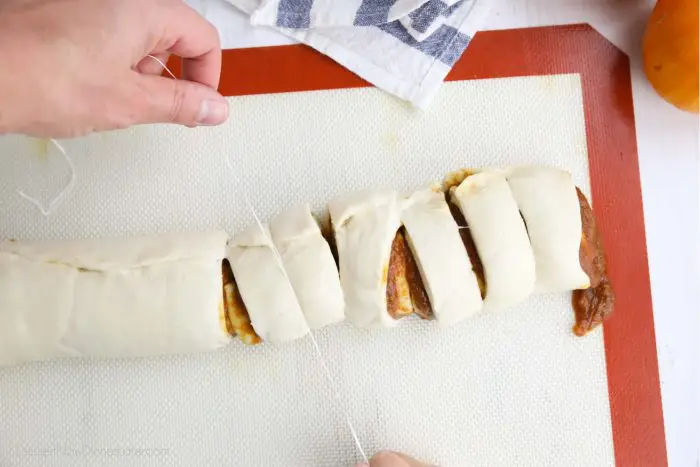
[
  {"xmin": 320, "ymin": 214, "xmax": 339, "ymax": 267},
  {"xmin": 442, "ymin": 169, "xmax": 487, "ymax": 297},
  {"xmin": 222, "ymin": 259, "xmax": 262, "ymax": 345},
  {"xmin": 386, "ymin": 228, "xmax": 433, "ymax": 320},
  {"xmin": 572, "ymin": 188, "xmax": 614, "ymax": 336},
  {"xmin": 447, "ymin": 198, "xmax": 486, "ymax": 298}
]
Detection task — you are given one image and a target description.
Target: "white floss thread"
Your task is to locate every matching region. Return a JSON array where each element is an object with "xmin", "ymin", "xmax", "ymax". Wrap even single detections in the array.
[
  {"xmin": 16, "ymin": 55, "xmax": 175, "ymax": 217},
  {"xmin": 239, "ymin": 191, "xmax": 369, "ymax": 464},
  {"xmin": 147, "ymin": 54, "xmax": 177, "ymax": 79},
  {"xmin": 153, "ymin": 56, "xmax": 369, "ymax": 464},
  {"xmin": 17, "ymin": 138, "xmax": 77, "ymax": 216}
]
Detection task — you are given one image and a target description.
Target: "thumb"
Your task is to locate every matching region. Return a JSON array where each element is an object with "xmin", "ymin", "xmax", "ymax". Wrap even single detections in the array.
[{"xmin": 135, "ymin": 74, "xmax": 229, "ymax": 127}]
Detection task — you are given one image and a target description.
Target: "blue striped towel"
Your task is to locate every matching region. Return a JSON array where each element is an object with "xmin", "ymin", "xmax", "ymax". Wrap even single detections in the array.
[{"xmin": 225, "ymin": 0, "xmax": 490, "ymax": 107}]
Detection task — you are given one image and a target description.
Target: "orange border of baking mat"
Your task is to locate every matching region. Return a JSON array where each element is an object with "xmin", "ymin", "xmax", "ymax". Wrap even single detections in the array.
[{"xmin": 170, "ymin": 23, "xmax": 667, "ymax": 466}]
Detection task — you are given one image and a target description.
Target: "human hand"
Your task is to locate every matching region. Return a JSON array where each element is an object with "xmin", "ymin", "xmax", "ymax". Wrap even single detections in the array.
[
  {"xmin": 0, "ymin": 0, "xmax": 228, "ymax": 138},
  {"xmin": 354, "ymin": 450, "xmax": 435, "ymax": 467}
]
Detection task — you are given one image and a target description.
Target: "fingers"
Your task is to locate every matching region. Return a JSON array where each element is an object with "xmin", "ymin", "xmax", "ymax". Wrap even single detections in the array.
[
  {"xmin": 390, "ymin": 452, "xmax": 435, "ymax": 466},
  {"xmin": 132, "ymin": 73, "xmax": 229, "ymax": 127},
  {"xmin": 364, "ymin": 451, "xmax": 435, "ymax": 467},
  {"xmin": 164, "ymin": 2, "xmax": 221, "ymax": 90}
]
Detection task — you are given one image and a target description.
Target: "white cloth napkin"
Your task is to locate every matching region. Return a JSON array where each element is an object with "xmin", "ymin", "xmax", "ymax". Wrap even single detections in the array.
[{"xmin": 225, "ymin": 0, "xmax": 490, "ymax": 107}]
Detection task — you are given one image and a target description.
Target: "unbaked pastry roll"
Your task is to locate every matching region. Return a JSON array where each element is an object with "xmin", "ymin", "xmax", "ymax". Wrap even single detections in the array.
[
  {"xmin": 269, "ymin": 204, "xmax": 345, "ymax": 330},
  {"xmin": 0, "ymin": 232, "xmax": 232, "ymax": 366},
  {"xmin": 401, "ymin": 187, "xmax": 483, "ymax": 326},
  {"xmin": 329, "ymin": 190, "xmax": 402, "ymax": 328},
  {"xmin": 227, "ymin": 224, "xmax": 309, "ymax": 342},
  {"xmin": 450, "ymin": 171, "xmax": 536, "ymax": 313},
  {"xmin": 505, "ymin": 166, "xmax": 590, "ymax": 292}
]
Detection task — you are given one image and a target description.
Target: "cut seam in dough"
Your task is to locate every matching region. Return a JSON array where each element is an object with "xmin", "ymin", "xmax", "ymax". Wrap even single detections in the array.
[
  {"xmin": 401, "ymin": 187, "xmax": 483, "ymax": 326},
  {"xmin": 227, "ymin": 225, "xmax": 310, "ymax": 342},
  {"xmin": 450, "ymin": 170, "xmax": 536, "ymax": 313},
  {"xmin": 329, "ymin": 190, "xmax": 402, "ymax": 328},
  {"xmin": 269, "ymin": 204, "xmax": 345, "ymax": 330}
]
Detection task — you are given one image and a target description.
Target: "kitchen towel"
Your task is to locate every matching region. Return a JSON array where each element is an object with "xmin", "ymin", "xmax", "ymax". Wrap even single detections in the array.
[{"xmin": 224, "ymin": 0, "xmax": 490, "ymax": 107}]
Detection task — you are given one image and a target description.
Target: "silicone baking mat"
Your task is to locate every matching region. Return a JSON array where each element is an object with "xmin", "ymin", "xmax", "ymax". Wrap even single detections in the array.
[{"xmin": 0, "ymin": 25, "xmax": 665, "ymax": 466}]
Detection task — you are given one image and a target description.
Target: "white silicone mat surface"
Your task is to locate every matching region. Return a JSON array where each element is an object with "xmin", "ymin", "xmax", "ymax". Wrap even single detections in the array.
[{"xmin": 0, "ymin": 75, "xmax": 614, "ymax": 466}]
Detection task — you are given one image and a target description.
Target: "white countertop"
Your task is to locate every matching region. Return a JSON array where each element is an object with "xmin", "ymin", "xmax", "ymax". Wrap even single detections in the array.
[{"xmin": 189, "ymin": 1, "xmax": 699, "ymax": 465}]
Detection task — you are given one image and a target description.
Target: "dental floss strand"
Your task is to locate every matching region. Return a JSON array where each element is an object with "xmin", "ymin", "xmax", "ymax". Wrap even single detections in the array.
[
  {"xmin": 239, "ymin": 189, "xmax": 368, "ymax": 465},
  {"xmin": 16, "ymin": 55, "xmax": 171, "ymax": 217},
  {"xmin": 17, "ymin": 138, "xmax": 77, "ymax": 216},
  {"xmin": 148, "ymin": 54, "xmax": 177, "ymax": 79},
  {"xmin": 153, "ymin": 55, "xmax": 369, "ymax": 464}
]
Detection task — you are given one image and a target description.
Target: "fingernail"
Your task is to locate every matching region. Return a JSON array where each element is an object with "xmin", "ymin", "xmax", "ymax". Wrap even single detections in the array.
[{"xmin": 196, "ymin": 98, "xmax": 229, "ymax": 126}]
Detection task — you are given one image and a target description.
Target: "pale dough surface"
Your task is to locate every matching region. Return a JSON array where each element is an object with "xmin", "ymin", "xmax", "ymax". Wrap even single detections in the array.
[
  {"xmin": 227, "ymin": 224, "xmax": 310, "ymax": 342},
  {"xmin": 0, "ymin": 232, "xmax": 231, "ymax": 365},
  {"xmin": 0, "ymin": 253, "xmax": 77, "ymax": 365},
  {"xmin": 506, "ymin": 165, "xmax": 590, "ymax": 292},
  {"xmin": 269, "ymin": 204, "xmax": 345, "ymax": 330}
]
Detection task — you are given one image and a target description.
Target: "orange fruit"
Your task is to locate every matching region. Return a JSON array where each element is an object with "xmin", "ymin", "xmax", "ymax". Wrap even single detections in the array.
[{"xmin": 642, "ymin": 0, "xmax": 699, "ymax": 113}]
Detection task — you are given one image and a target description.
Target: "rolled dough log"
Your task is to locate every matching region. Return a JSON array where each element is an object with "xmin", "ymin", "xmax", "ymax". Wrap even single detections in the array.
[{"xmin": 0, "ymin": 232, "xmax": 232, "ymax": 366}]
